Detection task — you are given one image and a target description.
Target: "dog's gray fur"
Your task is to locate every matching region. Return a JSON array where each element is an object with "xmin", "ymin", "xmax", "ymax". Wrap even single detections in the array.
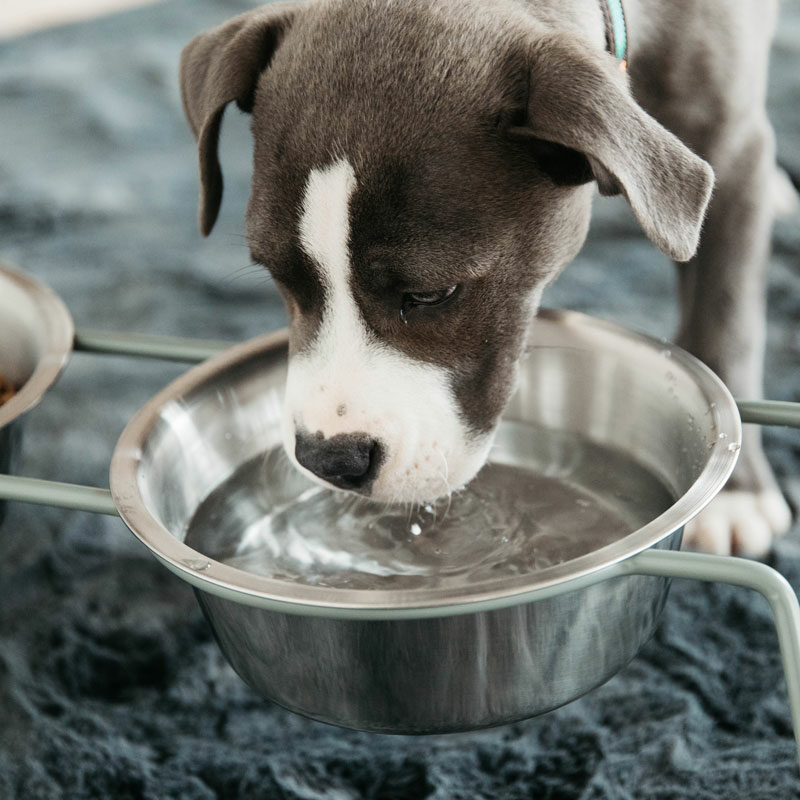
[{"xmin": 180, "ymin": 0, "xmax": 791, "ymax": 554}]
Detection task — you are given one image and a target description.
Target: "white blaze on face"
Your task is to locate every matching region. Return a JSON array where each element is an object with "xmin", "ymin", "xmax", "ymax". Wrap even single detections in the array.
[{"xmin": 283, "ymin": 157, "xmax": 493, "ymax": 503}]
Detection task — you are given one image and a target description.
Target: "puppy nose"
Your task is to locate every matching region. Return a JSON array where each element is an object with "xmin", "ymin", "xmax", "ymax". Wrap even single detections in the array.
[{"xmin": 294, "ymin": 431, "xmax": 383, "ymax": 491}]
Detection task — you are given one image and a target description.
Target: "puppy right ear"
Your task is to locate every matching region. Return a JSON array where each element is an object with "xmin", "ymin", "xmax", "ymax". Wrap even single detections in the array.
[
  {"xmin": 180, "ymin": 3, "xmax": 301, "ymax": 235},
  {"xmin": 510, "ymin": 33, "xmax": 714, "ymax": 262}
]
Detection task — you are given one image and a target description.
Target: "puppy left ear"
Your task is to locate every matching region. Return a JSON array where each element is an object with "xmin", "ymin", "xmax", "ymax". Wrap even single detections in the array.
[
  {"xmin": 513, "ymin": 34, "xmax": 714, "ymax": 262},
  {"xmin": 179, "ymin": 3, "xmax": 302, "ymax": 235}
]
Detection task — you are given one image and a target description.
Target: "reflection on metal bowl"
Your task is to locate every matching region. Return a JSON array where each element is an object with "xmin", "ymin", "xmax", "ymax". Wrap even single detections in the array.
[{"xmin": 110, "ymin": 310, "xmax": 740, "ymax": 733}]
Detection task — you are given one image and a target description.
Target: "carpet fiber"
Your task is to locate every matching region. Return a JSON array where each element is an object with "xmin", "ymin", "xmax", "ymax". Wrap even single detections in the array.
[{"xmin": 1, "ymin": 2, "xmax": 800, "ymax": 797}]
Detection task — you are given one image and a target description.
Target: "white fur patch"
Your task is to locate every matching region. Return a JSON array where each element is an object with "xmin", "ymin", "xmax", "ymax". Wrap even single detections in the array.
[
  {"xmin": 285, "ymin": 158, "xmax": 492, "ymax": 502},
  {"xmin": 297, "ymin": 159, "xmax": 356, "ymax": 281},
  {"xmin": 683, "ymin": 489, "xmax": 792, "ymax": 557}
]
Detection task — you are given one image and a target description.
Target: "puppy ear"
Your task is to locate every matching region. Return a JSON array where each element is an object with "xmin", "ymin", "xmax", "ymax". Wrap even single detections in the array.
[
  {"xmin": 180, "ymin": 3, "xmax": 301, "ymax": 235},
  {"xmin": 513, "ymin": 34, "xmax": 714, "ymax": 262}
]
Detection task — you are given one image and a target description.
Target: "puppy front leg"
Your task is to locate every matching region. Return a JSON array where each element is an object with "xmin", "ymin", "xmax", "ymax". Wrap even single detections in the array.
[{"xmin": 676, "ymin": 119, "xmax": 792, "ymax": 556}]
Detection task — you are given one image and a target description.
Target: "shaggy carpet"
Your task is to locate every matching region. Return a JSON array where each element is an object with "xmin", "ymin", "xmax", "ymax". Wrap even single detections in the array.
[{"xmin": 1, "ymin": 1, "xmax": 800, "ymax": 797}]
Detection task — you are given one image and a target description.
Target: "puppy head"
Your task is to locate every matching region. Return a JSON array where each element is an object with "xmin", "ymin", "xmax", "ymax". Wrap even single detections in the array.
[{"xmin": 180, "ymin": 0, "xmax": 713, "ymax": 503}]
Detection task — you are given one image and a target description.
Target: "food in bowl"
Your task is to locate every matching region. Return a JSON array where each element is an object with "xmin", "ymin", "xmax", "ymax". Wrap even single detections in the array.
[{"xmin": 0, "ymin": 373, "xmax": 16, "ymax": 406}]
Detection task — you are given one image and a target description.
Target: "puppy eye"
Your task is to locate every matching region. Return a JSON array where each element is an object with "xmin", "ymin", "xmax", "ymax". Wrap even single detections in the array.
[{"xmin": 400, "ymin": 286, "xmax": 458, "ymax": 321}]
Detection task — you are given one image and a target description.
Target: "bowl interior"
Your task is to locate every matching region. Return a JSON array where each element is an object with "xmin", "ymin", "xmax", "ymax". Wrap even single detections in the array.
[{"xmin": 112, "ymin": 310, "xmax": 740, "ymax": 613}]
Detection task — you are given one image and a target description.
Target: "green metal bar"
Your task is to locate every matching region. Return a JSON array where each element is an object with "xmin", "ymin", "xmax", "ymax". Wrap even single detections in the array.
[
  {"xmin": 0, "ymin": 474, "xmax": 118, "ymax": 516},
  {"xmin": 736, "ymin": 400, "xmax": 800, "ymax": 429},
  {"xmin": 624, "ymin": 548, "xmax": 800, "ymax": 766},
  {"xmin": 74, "ymin": 328, "xmax": 232, "ymax": 364}
]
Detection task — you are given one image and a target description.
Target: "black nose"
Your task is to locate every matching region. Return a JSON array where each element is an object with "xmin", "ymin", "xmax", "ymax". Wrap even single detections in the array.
[{"xmin": 294, "ymin": 431, "xmax": 383, "ymax": 491}]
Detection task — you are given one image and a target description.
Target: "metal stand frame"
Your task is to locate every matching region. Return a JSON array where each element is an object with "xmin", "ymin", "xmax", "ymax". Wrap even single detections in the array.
[
  {"xmin": 1, "ymin": 328, "xmax": 800, "ymax": 764},
  {"xmin": 625, "ymin": 549, "xmax": 800, "ymax": 764}
]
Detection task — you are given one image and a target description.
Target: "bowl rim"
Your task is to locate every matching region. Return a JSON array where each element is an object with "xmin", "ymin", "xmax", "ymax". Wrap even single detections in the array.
[
  {"xmin": 0, "ymin": 262, "xmax": 75, "ymax": 431},
  {"xmin": 110, "ymin": 309, "xmax": 741, "ymax": 618}
]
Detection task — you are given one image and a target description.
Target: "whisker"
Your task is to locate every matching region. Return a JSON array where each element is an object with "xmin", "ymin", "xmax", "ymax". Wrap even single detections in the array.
[
  {"xmin": 441, "ymin": 491, "xmax": 453, "ymax": 524},
  {"xmin": 227, "ymin": 262, "xmax": 267, "ymax": 279},
  {"xmin": 221, "ymin": 231, "xmax": 250, "ymax": 244},
  {"xmin": 435, "ymin": 448, "xmax": 453, "ymax": 523},
  {"xmin": 219, "ymin": 262, "xmax": 275, "ymax": 289}
]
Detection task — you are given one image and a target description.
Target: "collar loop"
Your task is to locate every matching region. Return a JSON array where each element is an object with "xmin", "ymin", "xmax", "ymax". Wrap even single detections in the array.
[{"xmin": 601, "ymin": 0, "xmax": 628, "ymax": 67}]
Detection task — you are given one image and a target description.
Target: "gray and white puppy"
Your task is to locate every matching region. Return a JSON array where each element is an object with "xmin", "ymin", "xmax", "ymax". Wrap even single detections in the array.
[{"xmin": 180, "ymin": 0, "xmax": 793, "ymax": 556}]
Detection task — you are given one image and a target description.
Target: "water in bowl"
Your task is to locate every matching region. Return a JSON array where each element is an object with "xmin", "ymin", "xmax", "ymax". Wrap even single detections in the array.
[{"xmin": 183, "ymin": 421, "xmax": 675, "ymax": 591}]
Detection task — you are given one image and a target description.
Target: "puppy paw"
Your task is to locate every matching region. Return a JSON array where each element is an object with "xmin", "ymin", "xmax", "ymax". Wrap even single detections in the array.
[
  {"xmin": 683, "ymin": 489, "xmax": 792, "ymax": 557},
  {"xmin": 773, "ymin": 167, "xmax": 800, "ymax": 219}
]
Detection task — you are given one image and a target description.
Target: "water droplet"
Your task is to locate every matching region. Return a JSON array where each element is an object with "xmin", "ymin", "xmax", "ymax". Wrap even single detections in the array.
[
  {"xmin": 410, "ymin": 523, "xmax": 422, "ymax": 536},
  {"xmin": 718, "ymin": 432, "xmax": 728, "ymax": 440},
  {"xmin": 182, "ymin": 558, "xmax": 211, "ymax": 571},
  {"xmin": 727, "ymin": 442, "xmax": 741, "ymax": 453},
  {"xmin": 661, "ymin": 349, "xmax": 672, "ymax": 358}
]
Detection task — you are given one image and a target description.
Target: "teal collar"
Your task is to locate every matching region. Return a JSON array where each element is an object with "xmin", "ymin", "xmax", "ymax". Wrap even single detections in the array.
[{"xmin": 601, "ymin": 0, "xmax": 628, "ymax": 65}]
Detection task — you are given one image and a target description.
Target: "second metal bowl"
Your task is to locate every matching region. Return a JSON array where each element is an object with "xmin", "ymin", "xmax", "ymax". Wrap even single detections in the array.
[{"xmin": 0, "ymin": 263, "xmax": 74, "ymax": 522}]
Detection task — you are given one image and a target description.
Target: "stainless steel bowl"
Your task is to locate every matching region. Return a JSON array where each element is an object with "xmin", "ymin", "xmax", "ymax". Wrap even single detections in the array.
[
  {"xmin": 0, "ymin": 263, "xmax": 74, "ymax": 523},
  {"xmin": 110, "ymin": 310, "xmax": 740, "ymax": 733}
]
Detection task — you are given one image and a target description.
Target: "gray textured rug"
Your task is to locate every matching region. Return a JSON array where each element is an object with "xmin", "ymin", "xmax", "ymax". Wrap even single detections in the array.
[{"xmin": 1, "ymin": 1, "xmax": 800, "ymax": 797}]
